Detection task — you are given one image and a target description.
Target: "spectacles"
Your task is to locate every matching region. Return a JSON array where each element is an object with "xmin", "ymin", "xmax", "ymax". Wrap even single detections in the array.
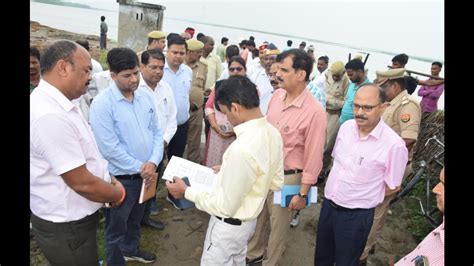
[
  {"xmin": 229, "ymin": 67, "xmax": 243, "ymax": 72},
  {"xmin": 353, "ymin": 103, "xmax": 381, "ymax": 112}
]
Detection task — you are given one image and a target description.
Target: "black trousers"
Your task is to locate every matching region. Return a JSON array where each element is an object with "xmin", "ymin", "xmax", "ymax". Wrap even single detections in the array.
[
  {"xmin": 31, "ymin": 211, "xmax": 100, "ymax": 266},
  {"xmin": 167, "ymin": 121, "xmax": 189, "ymax": 160},
  {"xmin": 314, "ymin": 199, "xmax": 374, "ymax": 266}
]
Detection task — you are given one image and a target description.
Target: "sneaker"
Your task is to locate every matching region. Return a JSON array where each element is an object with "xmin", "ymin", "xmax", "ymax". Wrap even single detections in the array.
[
  {"xmin": 246, "ymin": 255, "xmax": 263, "ymax": 265},
  {"xmin": 290, "ymin": 210, "xmax": 300, "ymax": 228},
  {"xmin": 124, "ymin": 250, "xmax": 156, "ymax": 263}
]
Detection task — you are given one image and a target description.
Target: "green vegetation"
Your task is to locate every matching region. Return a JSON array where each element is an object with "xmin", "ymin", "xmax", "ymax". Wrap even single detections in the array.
[{"xmin": 99, "ymin": 49, "xmax": 109, "ymax": 70}]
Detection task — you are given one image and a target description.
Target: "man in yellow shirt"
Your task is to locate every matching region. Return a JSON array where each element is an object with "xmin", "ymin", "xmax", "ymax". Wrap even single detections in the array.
[{"xmin": 166, "ymin": 75, "xmax": 284, "ymax": 265}]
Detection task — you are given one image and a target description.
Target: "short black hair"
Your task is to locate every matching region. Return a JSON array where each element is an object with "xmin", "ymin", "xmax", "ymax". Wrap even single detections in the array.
[
  {"xmin": 166, "ymin": 33, "xmax": 180, "ymax": 42},
  {"xmin": 30, "ymin": 46, "xmax": 40, "ymax": 61},
  {"xmin": 247, "ymin": 40, "xmax": 256, "ymax": 48},
  {"xmin": 75, "ymin": 39, "xmax": 90, "ymax": 51},
  {"xmin": 228, "ymin": 56, "xmax": 247, "ymax": 70},
  {"xmin": 360, "ymin": 83, "xmax": 387, "ymax": 104},
  {"xmin": 249, "ymin": 36, "xmax": 255, "ymax": 41},
  {"xmin": 40, "ymin": 40, "xmax": 77, "ymax": 75},
  {"xmin": 221, "ymin": 37, "xmax": 228, "ymax": 44},
  {"xmin": 197, "ymin": 33, "xmax": 205, "ymax": 40},
  {"xmin": 225, "ymin": 45, "xmax": 240, "ymax": 59},
  {"xmin": 287, "ymin": 40, "xmax": 293, "ymax": 46},
  {"xmin": 107, "ymin": 47, "xmax": 139, "ymax": 73},
  {"xmin": 215, "ymin": 75, "xmax": 260, "ymax": 111},
  {"xmin": 432, "ymin": 61, "xmax": 443, "ymax": 68},
  {"xmin": 167, "ymin": 35, "xmax": 187, "ymax": 50},
  {"xmin": 318, "ymin": 56, "xmax": 329, "ymax": 65},
  {"xmin": 345, "ymin": 59, "xmax": 365, "ymax": 71},
  {"xmin": 141, "ymin": 48, "xmax": 165, "ymax": 65},
  {"xmin": 185, "ymin": 27, "xmax": 195, "ymax": 31},
  {"xmin": 276, "ymin": 49, "xmax": 314, "ymax": 81},
  {"xmin": 404, "ymin": 76, "xmax": 418, "ymax": 95},
  {"xmin": 101, "ymin": 16, "xmax": 105, "ymax": 21},
  {"xmin": 392, "ymin": 53, "xmax": 409, "ymax": 65}
]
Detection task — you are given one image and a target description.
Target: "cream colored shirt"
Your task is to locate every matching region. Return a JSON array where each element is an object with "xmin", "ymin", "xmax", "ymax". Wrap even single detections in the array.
[
  {"xmin": 185, "ymin": 117, "xmax": 284, "ymax": 221},
  {"xmin": 203, "ymin": 53, "xmax": 224, "ymax": 91}
]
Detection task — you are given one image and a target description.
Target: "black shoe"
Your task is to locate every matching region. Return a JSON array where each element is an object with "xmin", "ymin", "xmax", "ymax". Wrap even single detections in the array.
[
  {"xmin": 141, "ymin": 218, "xmax": 165, "ymax": 230},
  {"xmin": 124, "ymin": 249, "xmax": 156, "ymax": 263},
  {"xmin": 246, "ymin": 255, "xmax": 263, "ymax": 265}
]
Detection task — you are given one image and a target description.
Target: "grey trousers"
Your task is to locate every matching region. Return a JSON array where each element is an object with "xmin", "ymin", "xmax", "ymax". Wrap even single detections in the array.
[{"xmin": 31, "ymin": 211, "xmax": 100, "ymax": 266}]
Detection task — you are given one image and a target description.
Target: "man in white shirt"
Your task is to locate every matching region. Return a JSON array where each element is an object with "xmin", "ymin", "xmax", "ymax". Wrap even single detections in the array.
[
  {"xmin": 166, "ymin": 75, "xmax": 284, "ymax": 265},
  {"xmin": 138, "ymin": 49, "xmax": 178, "ymax": 230},
  {"xmin": 30, "ymin": 40, "xmax": 125, "ymax": 265}
]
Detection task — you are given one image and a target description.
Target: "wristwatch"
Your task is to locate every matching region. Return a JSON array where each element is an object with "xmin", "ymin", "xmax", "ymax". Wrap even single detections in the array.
[{"xmin": 298, "ymin": 192, "xmax": 307, "ymax": 199}]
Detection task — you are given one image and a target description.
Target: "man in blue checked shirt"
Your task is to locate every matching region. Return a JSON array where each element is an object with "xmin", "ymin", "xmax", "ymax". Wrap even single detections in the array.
[{"xmin": 90, "ymin": 47, "xmax": 163, "ymax": 265}]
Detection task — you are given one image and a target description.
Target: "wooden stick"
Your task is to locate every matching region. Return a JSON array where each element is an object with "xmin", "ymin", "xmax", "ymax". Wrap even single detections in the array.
[{"xmin": 387, "ymin": 65, "xmax": 444, "ymax": 80}]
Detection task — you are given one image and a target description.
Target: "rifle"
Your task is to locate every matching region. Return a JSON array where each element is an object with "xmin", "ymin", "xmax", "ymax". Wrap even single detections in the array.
[{"xmin": 387, "ymin": 65, "xmax": 444, "ymax": 80}]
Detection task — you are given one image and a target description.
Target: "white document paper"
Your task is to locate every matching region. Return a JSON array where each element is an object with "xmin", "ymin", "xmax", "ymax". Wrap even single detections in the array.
[
  {"xmin": 273, "ymin": 186, "xmax": 318, "ymax": 205},
  {"xmin": 162, "ymin": 156, "xmax": 217, "ymax": 192}
]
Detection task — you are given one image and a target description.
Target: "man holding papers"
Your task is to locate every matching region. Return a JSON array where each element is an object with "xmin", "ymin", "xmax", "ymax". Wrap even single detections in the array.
[
  {"xmin": 247, "ymin": 49, "xmax": 327, "ymax": 265},
  {"xmin": 89, "ymin": 47, "xmax": 163, "ymax": 265},
  {"xmin": 166, "ymin": 75, "xmax": 284, "ymax": 265}
]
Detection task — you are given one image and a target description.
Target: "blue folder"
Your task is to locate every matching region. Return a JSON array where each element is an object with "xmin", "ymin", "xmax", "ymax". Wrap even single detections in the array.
[{"xmin": 280, "ymin": 185, "xmax": 311, "ymax": 208}]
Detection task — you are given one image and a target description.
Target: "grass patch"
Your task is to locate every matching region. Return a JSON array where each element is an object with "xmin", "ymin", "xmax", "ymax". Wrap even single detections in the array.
[
  {"xmin": 97, "ymin": 209, "xmax": 107, "ymax": 264},
  {"xmin": 99, "ymin": 49, "xmax": 108, "ymax": 70}
]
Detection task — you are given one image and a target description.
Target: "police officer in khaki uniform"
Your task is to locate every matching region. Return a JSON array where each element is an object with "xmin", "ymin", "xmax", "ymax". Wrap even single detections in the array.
[
  {"xmin": 360, "ymin": 68, "xmax": 421, "ymax": 264},
  {"xmin": 319, "ymin": 61, "xmax": 350, "ymax": 181},
  {"xmin": 184, "ymin": 39, "xmax": 208, "ymax": 163},
  {"xmin": 137, "ymin": 31, "xmax": 167, "ymax": 62}
]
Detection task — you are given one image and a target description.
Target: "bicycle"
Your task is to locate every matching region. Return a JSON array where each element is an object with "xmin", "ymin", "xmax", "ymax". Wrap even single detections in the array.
[{"xmin": 389, "ymin": 135, "xmax": 444, "ymax": 229}]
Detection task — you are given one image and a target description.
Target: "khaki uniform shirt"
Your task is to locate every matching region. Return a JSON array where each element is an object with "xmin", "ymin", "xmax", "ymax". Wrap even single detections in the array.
[
  {"xmin": 188, "ymin": 59, "xmax": 208, "ymax": 111},
  {"xmin": 382, "ymin": 90, "xmax": 421, "ymax": 160},
  {"xmin": 324, "ymin": 69, "xmax": 350, "ymax": 111},
  {"xmin": 203, "ymin": 54, "xmax": 223, "ymax": 91}
]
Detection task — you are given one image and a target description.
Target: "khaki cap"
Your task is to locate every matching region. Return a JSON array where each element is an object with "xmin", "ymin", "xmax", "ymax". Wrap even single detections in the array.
[
  {"xmin": 147, "ymin": 30, "xmax": 166, "ymax": 39},
  {"xmin": 375, "ymin": 68, "xmax": 406, "ymax": 84},
  {"xmin": 186, "ymin": 39, "xmax": 204, "ymax": 51}
]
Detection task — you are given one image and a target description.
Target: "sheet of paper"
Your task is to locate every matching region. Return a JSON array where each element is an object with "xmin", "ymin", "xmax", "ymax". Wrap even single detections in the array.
[
  {"xmin": 162, "ymin": 156, "xmax": 217, "ymax": 192},
  {"xmin": 273, "ymin": 186, "xmax": 318, "ymax": 205}
]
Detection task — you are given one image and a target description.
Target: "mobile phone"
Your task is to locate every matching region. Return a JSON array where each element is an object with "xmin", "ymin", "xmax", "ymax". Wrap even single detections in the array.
[
  {"xmin": 413, "ymin": 255, "xmax": 428, "ymax": 266},
  {"xmin": 219, "ymin": 124, "xmax": 228, "ymax": 133}
]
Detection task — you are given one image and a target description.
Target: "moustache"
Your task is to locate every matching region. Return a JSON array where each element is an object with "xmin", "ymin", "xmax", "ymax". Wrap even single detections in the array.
[
  {"xmin": 270, "ymin": 80, "xmax": 279, "ymax": 86},
  {"xmin": 355, "ymin": 115, "xmax": 368, "ymax": 120},
  {"xmin": 277, "ymin": 77, "xmax": 284, "ymax": 82}
]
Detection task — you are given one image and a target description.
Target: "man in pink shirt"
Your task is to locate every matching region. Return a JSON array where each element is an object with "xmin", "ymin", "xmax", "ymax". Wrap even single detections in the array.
[
  {"xmin": 314, "ymin": 83, "xmax": 408, "ymax": 265},
  {"xmin": 247, "ymin": 49, "xmax": 327, "ymax": 265},
  {"xmin": 395, "ymin": 168, "xmax": 444, "ymax": 266}
]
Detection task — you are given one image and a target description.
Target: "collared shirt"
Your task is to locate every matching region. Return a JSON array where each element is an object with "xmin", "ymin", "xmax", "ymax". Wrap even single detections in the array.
[
  {"xmin": 216, "ymin": 44, "xmax": 226, "ymax": 62},
  {"xmin": 30, "ymin": 80, "xmax": 110, "ymax": 222},
  {"xmin": 89, "ymin": 70, "xmax": 113, "ymax": 98},
  {"xmin": 162, "ymin": 60, "xmax": 193, "ymax": 125},
  {"xmin": 383, "ymin": 90, "xmax": 421, "ymax": 160},
  {"xmin": 248, "ymin": 64, "xmax": 274, "ymax": 114},
  {"xmin": 266, "ymin": 88, "xmax": 327, "ymax": 185},
  {"xmin": 324, "ymin": 69, "xmax": 350, "ymax": 111},
  {"xmin": 89, "ymin": 82, "xmax": 164, "ymax": 175},
  {"xmin": 138, "ymin": 77, "xmax": 178, "ymax": 144},
  {"xmin": 307, "ymin": 80, "xmax": 326, "ymax": 109},
  {"xmin": 395, "ymin": 219, "xmax": 444, "ymax": 266},
  {"xmin": 203, "ymin": 53, "xmax": 224, "ymax": 91},
  {"xmin": 313, "ymin": 69, "xmax": 328, "ymax": 91},
  {"xmin": 418, "ymin": 81, "xmax": 444, "ymax": 113},
  {"xmin": 325, "ymin": 119, "xmax": 408, "ymax": 209},
  {"xmin": 185, "ymin": 117, "xmax": 284, "ymax": 221},
  {"xmin": 339, "ymin": 77, "xmax": 370, "ymax": 124}
]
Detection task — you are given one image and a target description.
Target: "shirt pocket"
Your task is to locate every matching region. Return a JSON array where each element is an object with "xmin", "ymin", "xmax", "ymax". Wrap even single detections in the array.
[
  {"xmin": 281, "ymin": 127, "xmax": 301, "ymax": 149},
  {"xmin": 350, "ymin": 157, "xmax": 385, "ymax": 183}
]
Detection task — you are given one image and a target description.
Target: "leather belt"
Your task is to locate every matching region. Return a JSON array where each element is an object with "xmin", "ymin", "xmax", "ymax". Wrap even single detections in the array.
[
  {"xmin": 284, "ymin": 169, "xmax": 303, "ymax": 175},
  {"xmin": 215, "ymin": 216, "xmax": 242, "ymax": 226},
  {"xmin": 326, "ymin": 109, "xmax": 341, "ymax": 115},
  {"xmin": 327, "ymin": 199, "xmax": 366, "ymax": 212},
  {"xmin": 115, "ymin": 173, "xmax": 141, "ymax": 180}
]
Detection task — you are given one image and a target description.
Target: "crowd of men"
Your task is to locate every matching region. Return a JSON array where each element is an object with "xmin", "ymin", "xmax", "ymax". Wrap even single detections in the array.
[{"xmin": 30, "ymin": 27, "xmax": 445, "ymax": 265}]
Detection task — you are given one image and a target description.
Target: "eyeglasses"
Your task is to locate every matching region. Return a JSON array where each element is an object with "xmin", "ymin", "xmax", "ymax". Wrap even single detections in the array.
[
  {"xmin": 229, "ymin": 67, "xmax": 243, "ymax": 72},
  {"xmin": 353, "ymin": 103, "xmax": 381, "ymax": 112}
]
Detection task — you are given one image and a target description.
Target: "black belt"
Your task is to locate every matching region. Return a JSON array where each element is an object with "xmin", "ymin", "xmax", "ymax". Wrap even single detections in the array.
[
  {"xmin": 115, "ymin": 173, "xmax": 142, "ymax": 180},
  {"xmin": 215, "ymin": 216, "xmax": 242, "ymax": 226},
  {"xmin": 327, "ymin": 199, "xmax": 366, "ymax": 212},
  {"xmin": 284, "ymin": 169, "xmax": 303, "ymax": 175}
]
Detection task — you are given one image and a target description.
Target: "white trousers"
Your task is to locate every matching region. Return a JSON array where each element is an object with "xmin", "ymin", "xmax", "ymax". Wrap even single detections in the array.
[{"xmin": 201, "ymin": 215, "xmax": 257, "ymax": 266}]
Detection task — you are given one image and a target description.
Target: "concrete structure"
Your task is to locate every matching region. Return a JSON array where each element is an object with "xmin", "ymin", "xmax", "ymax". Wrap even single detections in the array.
[{"xmin": 116, "ymin": 0, "xmax": 166, "ymax": 52}]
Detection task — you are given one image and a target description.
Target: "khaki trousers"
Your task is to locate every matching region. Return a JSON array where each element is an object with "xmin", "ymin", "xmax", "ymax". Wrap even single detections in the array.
[
  {"xmin": 361, "ymin": 162, "xmax": 413, "ymax": 260},
  {"xmin": 247, "ymin": 173, "xmax": 302, "ymax": 266},
  {"xmin": 186, "ymin": 107, "xmax": 203, "ymax": 163},
  {"xmin": 322, "ymin": 112, "xmax": 341, "ymax": 173}
]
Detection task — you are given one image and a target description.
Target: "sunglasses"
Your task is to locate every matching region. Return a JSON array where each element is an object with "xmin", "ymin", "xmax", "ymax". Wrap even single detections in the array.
[{"xmin": 229, "ymin": 67, "xmax": 243, "ymax": 72}]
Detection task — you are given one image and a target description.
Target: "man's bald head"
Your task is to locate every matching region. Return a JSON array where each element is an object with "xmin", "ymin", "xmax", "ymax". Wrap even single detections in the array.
[{"xmin": 357, "ymin": 83, "xmax": 387, "ymax": 105}]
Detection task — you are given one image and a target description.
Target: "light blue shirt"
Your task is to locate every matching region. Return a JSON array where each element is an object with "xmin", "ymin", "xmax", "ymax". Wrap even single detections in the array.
[
  {"xmin": 162, "ymin": 60, "xmax": 193, "ymax": 125},
  {"xmin": 89, "ymin": 82, "xmax": 164, "ymax": 175},
  {"xmin": 307, "ymin": 80, "xmax": 326, "ymax": 109},
  {"xmin": 339, "ymin": 77, "xmax": 370, "ymax": 124}
]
